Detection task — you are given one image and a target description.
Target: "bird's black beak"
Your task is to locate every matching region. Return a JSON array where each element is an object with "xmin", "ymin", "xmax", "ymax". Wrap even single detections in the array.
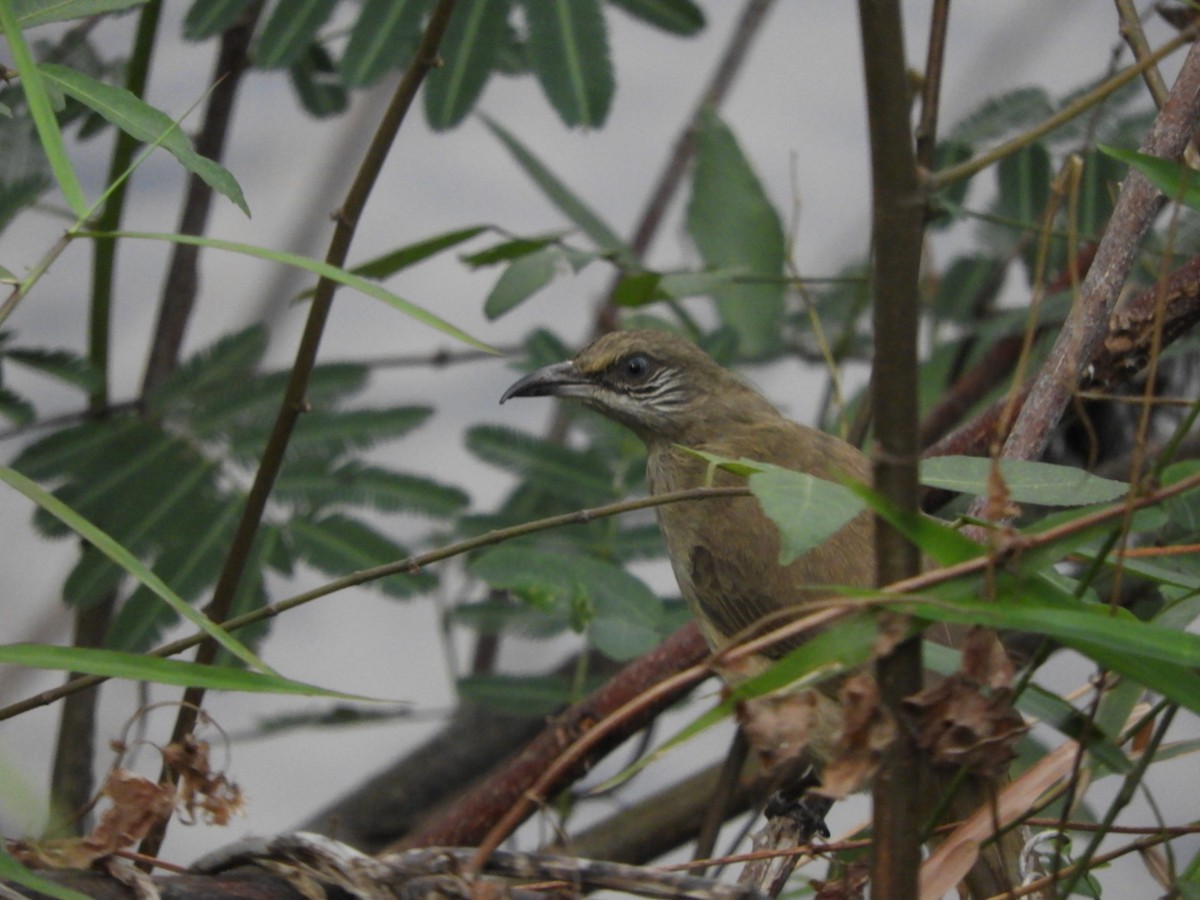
[{"xmin": 499, "ymin": 360, "xmax": 588, "ymax": 404}]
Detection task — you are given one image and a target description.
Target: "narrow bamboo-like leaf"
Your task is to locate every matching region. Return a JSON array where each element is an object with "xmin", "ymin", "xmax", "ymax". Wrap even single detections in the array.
[
  {"xmin": 6, "ymin": 347, "xmax": 102, "ymax": 391},
  {"xmin": 1101, "ymin": 145, "xmax": 1200, "ymax": 209},
  {"xmin": 82, "ymin": 230, "xmax": 497, "ymax": 352},
  {"xmin": 348, "ymin": 225, "xmax": 490, "ymax": 280},
  {"xmin": 900, "ymin": 598, "xmax": 1200, "ymax": 712},
  {"xmin": 606, "ymin": 0, "xmax": 703, "ymax": 35},
  {"xmin": 0, "ymin": 4, "xmax": 88, "ymax": 216},
  {"xmin": 920, "ymin": 456, "xmax": 1127, "ymax": 506},
  {"xmin": 0, "ymin": 845, "xmax": 89, "ymax": 900},
  {"xmin": 686, "ymin": 108, "xmax": 785, "ymax": 358},
  {"xmin": 0, "ymin": 643, "xmax": 387, "ymax": 699},
  {"xmin": 254, "ymin": 0, "xmax": 337, "ymax": 69},
  {"xmin": 40, "ymin": 63, "xmax": 249, "ymax": 216},
  {"xmin": 482, "ymin": 116, "xmax": 630, "ymax": 258},
  {"xmin": 0, "ymin": 464, "xmax": 271, "ymax": 672},
  {"xmin": 13, "ymin": 0, "xmax": 146, "ymax": 27},
  {"xmin": 424, "ymin": 0, "xmax": 509, "ymax": 129},
  {"xmin": 1019, "ymin": 684, "xmax": 1130, "ymax": 774},
  {"xmin": 523, "ymin": 0, "xmax": 613, "ymax": 127},
  {"xmin": 462, "ymin": 232, "xmax": 567, "ymax": 267},
  {"xmin": 484, "ymin": 245, "xmax": 563, "ymax": 319},
  {"xmin": 183, "ymin": 0, "xmax": 253, "ymax": 40},
  {"xmin": 340, "ymin": 0, "xmax": 429, "ymax": 87}
]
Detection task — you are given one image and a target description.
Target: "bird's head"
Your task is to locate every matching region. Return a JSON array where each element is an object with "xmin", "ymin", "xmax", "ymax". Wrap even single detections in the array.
[{"xmin": 500, "ymin": 330, "xmax": 779, "ymax": 444}]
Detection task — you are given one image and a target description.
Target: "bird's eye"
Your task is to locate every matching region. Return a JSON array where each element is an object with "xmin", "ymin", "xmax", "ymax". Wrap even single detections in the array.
[{"xmin": 621, "ymin": 354, "xmax": 652, "ymax": 381}]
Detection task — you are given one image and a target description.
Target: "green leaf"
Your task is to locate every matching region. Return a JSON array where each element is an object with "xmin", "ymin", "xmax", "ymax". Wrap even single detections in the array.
[
  {"xmin": 289, "ymin": 41, "xmax": 348, "ymax": 118},
  {"xmin": 991, "ymin": 141, "xmax": 1052, "ymax": 277},
  {"xmin": 681, "ymin": 449, "xmax": 866, "ymax": 565},
  {"xmin": 0, "ymin": 4, "xmax": 88, "ymax": 217},
  {"xmin": 750, "ymin": 465, "xmax": 866, "ymax": 565},
  {"xmin": 482, "ymin": 116, "xmax": 630, "ymax": 258},
  {"xmin": 347, "ymin": 224, "xmax": 490, "ymax": 280},
  {"xmin": 686, "ymin": 108, "xmax": 785, "ymax": 358},
  {"xmin": 82, "ymin": 230, "xmax": 498, "ymax": 352},
  {"xmin": 523, "ymin": 0, "xmax": 613, "ymax": 127},
  {"xmin": 1076, "ymin": 147, "xmax": 1123, "ymax": 237},
  {"xmin": 606, "ymin": 0, "xmax": 704, "ymax": 35},
  {"xmin": 254, "ymin": 0, "xmax": 337, "ymax": 69},
  {"xmin": 919, "ymin": 456, "xmax": 1128, "ymax": 506},
  {"xmin": 0, "ymin": 643, "xmax": 388, "ymax": 699},
  {"xmin": 458, "ymin": 672, "xmax": 579, "ymax": 715},
  {"xmin": 276, "ymin": 461, "xmax": 469, "ymax": 516},
  {"xmin": 462, "ymin": 232, "xmax": 568, "ymax": 266},
  {"xmin": 1162, "ymin": 461, "xmax": 1200, "ymax": 531},
  {"xmin": 287, "ymin": 514, "xmax": 434, "ymax": 598},
  {"xmin": 484, "ymin": 245, "xmax": 564, "ymax": 319},
  {"xmin": 0, "ymin": 386, "xmax": 35, "ymax": 425},
  {"xmin": 286, "ymin": 406, "xmax": 434, "ymax": 458},
  {"xmin": 424, "ymin": 0, "xmax": 509, "ymax": 130},
  {"xmin": 0, "ymin": 845, "xmax": 89, "ymax": 900},
  {"xmin": 12, "ymin": 0, "xmax": 147, "ymax": 28},
  {"xmin": 931, "ymin": 255, "xmax": 1004, "ymax": 324},
  {"xmin": 111, "ymin": 499, "xmax": 243, "ymax": 652},
  {"xmin": 470, "ymin": 546, "xmax": 664, "ymax": 658},
  {"xmin": 5, "ymin": 346, "xmax": 102, "ymax": 391},
  {"xmin": 39, "ymin": 64, "xmax": 249, "ymax": 216},
  {"xmin": 900, "ymin": 598, "xmax": 1200, "ymax": 714},
  {"xmin": 466, "ymin": 424, "xmax": 618, "ymax": 506},
  {"xmin": 0, "ymin": 464, "xmax": 271, "ymax": 672},
  {"xmin": 948, "ymin": 86, "xmax": 1053, "ymax": 144},
  {"xmin": 183, "ymin": 0, "xmax": 253, "ymax": 40},
  {"xmin": 1101, "ymin": 144, "xmax": 1200, "ymax": 209},
  {"xmin": 340, "ymin": 0, "xmax": 429, "ymax": 87}
]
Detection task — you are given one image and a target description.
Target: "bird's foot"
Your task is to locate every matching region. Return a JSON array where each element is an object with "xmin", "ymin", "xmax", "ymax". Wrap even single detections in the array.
[{"xmin": 764, "ymin": 781, "xmax": 833, "ymax": 841}]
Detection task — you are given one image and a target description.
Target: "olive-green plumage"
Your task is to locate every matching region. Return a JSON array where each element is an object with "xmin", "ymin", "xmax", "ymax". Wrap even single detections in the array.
[
  {"xmin": 502, "ymin": 329, "xmax": 1022, "ymax": 896},
  {"xmin": 501, "ymin": 329, "xmax": 874, "ymax": 661}
]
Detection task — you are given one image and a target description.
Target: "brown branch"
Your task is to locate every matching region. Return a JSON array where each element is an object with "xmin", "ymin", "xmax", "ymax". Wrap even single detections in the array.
[
  {"xmin": 393, "ymin": 624, "xmax": 710, "ymax": 851},
  {"xmin": 914, "ymin": 0, "xmax": 951, "ymax": 173},
  {"xmin": 138, "ymin": 0, "xmax": 462, "ymax": 861},
  {"xmin": 1115, "ymin": 0, "xmax": 1170, "ymax": 108},
  {"xmin": 139, "ymin": 3, "xmax": 262, "ymax": 394},
  {"xmin": 857, "ymin": 0, "xmax": 927, "ymax": 896},
  {"xmin": 998, "ymin": 37, "xmax": 1200, "ymax": 466}
]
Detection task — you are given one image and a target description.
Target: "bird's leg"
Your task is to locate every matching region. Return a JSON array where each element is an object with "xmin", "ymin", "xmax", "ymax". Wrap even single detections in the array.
[{"xmin": 763, "ymin": 767, "xmax": 832, "ymax": 841}]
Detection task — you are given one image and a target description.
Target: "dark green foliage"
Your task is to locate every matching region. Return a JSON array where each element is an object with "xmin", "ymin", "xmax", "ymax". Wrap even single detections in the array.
[
  {"xmin": 340, "ymin": 0, "xmax": 431, "ymax": 88},
  {"xmin": 12, "ymin": 326, "xmax": 459, "ymax": 654},
  {"xmin": 424, "ymin": 0, "xmax": 511, "ymax": 130}
]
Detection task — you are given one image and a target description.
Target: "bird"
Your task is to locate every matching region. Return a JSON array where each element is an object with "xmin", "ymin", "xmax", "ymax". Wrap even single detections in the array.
[
  {"xmin": 500, "ymin": 329, "xmax": 875, "ymax": 757},
  {"xmin": 501, "ymin": 328, "xmax": 1022, "ymax": 896}
]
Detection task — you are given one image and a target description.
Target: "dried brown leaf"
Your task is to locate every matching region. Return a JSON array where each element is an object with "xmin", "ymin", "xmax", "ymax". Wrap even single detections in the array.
[{"xmin": 816, "ymin": 673, "xmax": 896, "ymax": 799}]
